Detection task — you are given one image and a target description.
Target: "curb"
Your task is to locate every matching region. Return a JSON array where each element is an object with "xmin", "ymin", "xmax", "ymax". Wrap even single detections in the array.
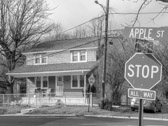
[
  {"xmin": 0, "ymin": 114, "xmax": 76, "ymax": 117},
  {"xmin": 84, "ymin": 115, "xmax": 168, "ymax": 121},
  {"xmin": 1, "ymin": 113, "xmax": 168, "ymax": 122},
  {"xmin": 1, "ymin": 111, "xmax": 168, "ymax": 122}
]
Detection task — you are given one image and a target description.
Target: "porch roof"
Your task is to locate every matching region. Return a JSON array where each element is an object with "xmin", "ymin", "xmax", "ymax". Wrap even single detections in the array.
[{"xmin": 7, "ymin": 61, "xmax": 98, "ymax": 77}]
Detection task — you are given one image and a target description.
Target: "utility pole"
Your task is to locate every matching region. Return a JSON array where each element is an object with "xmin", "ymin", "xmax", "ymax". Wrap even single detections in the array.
[{"xmin": 95, "ymin": 0, "xmax": 110, "ymax": 109}]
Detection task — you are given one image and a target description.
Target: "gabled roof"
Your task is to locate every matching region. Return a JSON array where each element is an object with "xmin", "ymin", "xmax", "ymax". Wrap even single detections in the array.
[
  {"xmin": 24, "ymin": 37, "xmax": 99, "ymax": 54},
  {"xmin": 7, "ymin": 61, "xmax": 98, "ymax": 77}
]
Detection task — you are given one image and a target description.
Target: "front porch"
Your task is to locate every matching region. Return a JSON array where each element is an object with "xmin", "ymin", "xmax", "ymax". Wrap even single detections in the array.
[
  {"xmin": 26, "ymin": 74, "xmax": 90, "ymax": 104},
  {"xmin": 13, "ymin": 73, "xmax": 99, "ymax": 106},
  {"xmin": 7, "ymin": 62, "xmax": 99, "ymax": 106}
]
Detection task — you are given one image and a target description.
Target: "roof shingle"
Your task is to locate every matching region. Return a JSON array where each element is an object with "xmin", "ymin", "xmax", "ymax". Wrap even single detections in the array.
[
  {"xmin": 24, "ymin": 37, "xmax": 99, "ymax": 53},
  {"xmin": 8, "ymin": 61, "xmax": 98, "ymax": 76}
]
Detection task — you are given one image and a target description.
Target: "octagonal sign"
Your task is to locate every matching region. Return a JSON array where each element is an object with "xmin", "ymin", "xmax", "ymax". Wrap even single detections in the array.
[{"xmin": 124, "ymin": 53, "xmax": 162, "ymax": 90}]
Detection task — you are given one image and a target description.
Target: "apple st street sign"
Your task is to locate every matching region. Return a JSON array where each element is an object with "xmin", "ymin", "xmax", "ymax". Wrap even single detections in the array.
[
  {"xmin": 123, "ymin": 27, "xmax": 168, "ymax": 42},
  {"xmin": 124, "ymin": 53, "xmax": 162, "ymax": 90},
  {"xmin": 128, "ymin": 88, "xmax": 156, "ymax": 100}
]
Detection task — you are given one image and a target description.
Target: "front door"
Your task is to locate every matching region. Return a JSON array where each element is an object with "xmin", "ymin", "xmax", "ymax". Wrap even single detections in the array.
[{"xmin": 56, "ymin": 76, "xmax": 64, "ymax": 96}]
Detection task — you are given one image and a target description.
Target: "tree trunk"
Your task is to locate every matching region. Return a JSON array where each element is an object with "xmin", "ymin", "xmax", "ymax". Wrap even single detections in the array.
[{"xmin": 104, "ymin": 84, "xmax": 113, "ymax": 111}]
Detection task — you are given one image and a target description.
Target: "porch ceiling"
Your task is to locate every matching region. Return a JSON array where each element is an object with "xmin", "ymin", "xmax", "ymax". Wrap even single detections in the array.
[{"xmin": 7, "ymin": 61, "xmax": 98, "ymax": 77}]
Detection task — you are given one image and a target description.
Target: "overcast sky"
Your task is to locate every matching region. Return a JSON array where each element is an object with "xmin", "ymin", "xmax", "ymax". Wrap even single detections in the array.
[{"xmin": 46, "ymin": 0, "xmax": 168, "ymax": 30}]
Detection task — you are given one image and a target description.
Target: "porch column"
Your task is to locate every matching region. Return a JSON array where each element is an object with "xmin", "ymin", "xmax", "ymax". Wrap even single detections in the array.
[{"xmin": 84, "ymin": 75, "xmax": 86, "ymax": 102}]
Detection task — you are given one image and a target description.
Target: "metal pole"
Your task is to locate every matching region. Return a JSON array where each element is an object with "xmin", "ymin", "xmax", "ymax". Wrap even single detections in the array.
[
  {"xmin": 139, "ymin": 99, "xmax": 143, "ymax": 126},
  {"xmin": 101, "ymin": 0, "xmax": 110, "ymax": 109}
]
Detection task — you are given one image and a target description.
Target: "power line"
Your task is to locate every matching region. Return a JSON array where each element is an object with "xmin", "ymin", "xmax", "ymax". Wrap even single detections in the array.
[
  {"xmin": 61, "ymin": 15, "xmax": 104, "ymax": 34},
  {"xmin": 109, "ymin": 11, "xmax": 168, "ymax": 15},
  {"xmin": 59, "ymin": 11, "xmax": 168, "ymax": 34}
]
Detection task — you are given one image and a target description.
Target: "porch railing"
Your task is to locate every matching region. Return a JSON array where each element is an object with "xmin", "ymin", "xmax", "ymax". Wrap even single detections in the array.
[{"xmin": 0, "ymin": 92, "xmax": 91, "ymax": 106}]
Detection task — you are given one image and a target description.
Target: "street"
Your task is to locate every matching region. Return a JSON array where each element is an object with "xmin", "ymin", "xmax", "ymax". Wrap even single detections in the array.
[{"xmin": 0, "ymin": 116, "xmax": 167, "ymax": 126}]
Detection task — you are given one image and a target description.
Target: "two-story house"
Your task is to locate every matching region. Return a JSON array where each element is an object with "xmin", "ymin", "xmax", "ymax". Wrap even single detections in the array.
[{"xmin": 7, "ymin": 37, "xmax": 99, "ymax": 105}]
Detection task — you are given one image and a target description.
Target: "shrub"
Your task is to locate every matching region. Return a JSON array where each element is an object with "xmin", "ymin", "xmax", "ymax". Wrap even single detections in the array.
[
  {"xmin": 55, "ymin": 99, "xmax": 64, "ymax": 108},
  {"xmin": 0, "ymin": 109, "xmax": 7, "ymax": 114}
]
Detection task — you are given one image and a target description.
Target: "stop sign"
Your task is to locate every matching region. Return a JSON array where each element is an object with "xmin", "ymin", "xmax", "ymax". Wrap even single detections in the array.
[{"xmin": 124, "ymin": 53, "xmax": 162, "ymax": 89}]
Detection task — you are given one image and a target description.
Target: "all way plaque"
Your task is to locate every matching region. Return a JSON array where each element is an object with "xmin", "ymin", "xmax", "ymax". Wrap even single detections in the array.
[{"xmin": 128, "ymin": 88, "xmax": 156, "ymax": 100}]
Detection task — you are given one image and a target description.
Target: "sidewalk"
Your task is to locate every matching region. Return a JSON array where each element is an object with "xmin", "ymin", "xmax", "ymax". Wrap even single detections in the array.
[{"xmin": 85, "ymin": 114, "xmax": 168, "ymax": 121}]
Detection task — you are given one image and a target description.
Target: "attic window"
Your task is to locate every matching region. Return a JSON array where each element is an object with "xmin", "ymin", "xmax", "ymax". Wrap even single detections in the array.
[
  {"xmin": 71, "ymin": 50, "xmax": 87, "ymax": 62},
  {"xmin": 34, "ymin": 54, "xmax": 47, "ymax": 65}
]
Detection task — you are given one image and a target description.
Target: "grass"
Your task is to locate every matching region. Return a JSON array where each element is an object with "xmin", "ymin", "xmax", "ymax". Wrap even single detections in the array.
[
  {"xmin": 0, "ymin": 104, "xmax": 30, "ymax": 114},
  {"xmin": 28, "ymin": 104, "xmax": 130, "ymax": 116}
]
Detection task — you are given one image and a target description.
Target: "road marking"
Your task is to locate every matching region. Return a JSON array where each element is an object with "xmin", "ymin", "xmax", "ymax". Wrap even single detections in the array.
[
  {"xmin": 145, "ymin": 125, "xmax": 166, "ymax": 126},
  {"xmin": 126, "ymin": 125, "xmax": 165, "ymax": 126}
]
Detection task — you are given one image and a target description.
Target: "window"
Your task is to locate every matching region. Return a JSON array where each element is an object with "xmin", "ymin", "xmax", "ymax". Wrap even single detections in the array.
[
  {"xmin": 72, "ymin": 51, "xmax": 78, "ymax": 62},
  {"xmin": 72, "ymin": 75, "xmax": 78, "ymax": 88},
  {"xmin": 35, "ymin": 55, "xmax": 40, "ymax": 64},
  {"xmin": 36, "ymin": 76, "xmax": 48, "ymax": 89},
  {"xmin": 71, "ymin": 75, "xmax": 84, "ymax": 89},
  {"xmin": 80, "ymin": 50, "xmax": 86, "ymax": 61},
  {"xmin": 58, "ymin": 76, "xmax": 63, "ymax": 82},
  {"xmin": 43, "ymin": 76, "xmax": 48, "ymax": 88},
  {"xmin": 34, "ymin": 54, "xmax": 47, "ymax": 64},
  {"xmin": 36, "ymin": 77, "xmax": 41, "ymax": 88},
  {"xmin": 80, "ymin": 75, "xmax": 84, "ymax": 87},
  {"xmin": 71, "ymin": 50, "xmax": 87, "ymax": 62}
]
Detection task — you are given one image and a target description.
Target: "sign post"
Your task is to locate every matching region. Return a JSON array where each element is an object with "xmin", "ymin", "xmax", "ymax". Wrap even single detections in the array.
[
  {"xmin": 139, "ymin": 99, "xmax": 143, "ymax": 126},
  {"xmin": 124, "ymin": 26, "xmax": 163, "ymax": 126},
  {"xmin": 124, "ymin": 51, "xmax": 162, "ymax": 126},
  {"xmin": 88, "ymin": 74, "xmax": 95, "ymax": 111}
]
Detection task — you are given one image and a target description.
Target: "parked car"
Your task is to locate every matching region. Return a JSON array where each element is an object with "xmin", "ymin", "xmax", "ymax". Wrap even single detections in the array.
[{"xmin": 130, "ymin": 97, "xmax": 162, "ymax": 113}]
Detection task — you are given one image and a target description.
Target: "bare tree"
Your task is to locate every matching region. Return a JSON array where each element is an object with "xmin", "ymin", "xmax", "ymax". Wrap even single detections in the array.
[
  {"xmin": 151, "ymin": 41, "xmax": 168, "ymax": 102},
  {"xmin": 101, "ymin": 37, "xmax": 135, "ymax": 110},
  {"xmin": 48, "ymin": 23, "xmax": 64, "ymax": 40},
  {"xmin": 87, "ymin": 16, "xmax": 104, "ymax": 37},
  {"xmin": 0, "ymin": 0, "xmax": 53, "ymax": 93},
  {"xmin": 128, "ymin": 0, "xmax": 168, "ymax": 26},
  {"xmin": 72, "ymin": 26, "xmax": 88, "ymax": 38},
  {"xmin": 46, "ymin": 23, "xmax": 73, "ymax": 40}
]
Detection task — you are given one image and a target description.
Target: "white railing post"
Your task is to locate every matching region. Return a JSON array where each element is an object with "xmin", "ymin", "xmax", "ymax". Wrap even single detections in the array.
[
  {"xmin": 90, "ymin": 92, "xmax": 93, "ymax": 107},
  {"xmin": 49, "ymin": 92, "xmax": 51, "ymax": 103},
  {"xmin": 64, "ymin": 93, "xmax": 66, "ymax": 105},
  {"xmin": 28, "ymin": 93, "xmax": 30, "ymax": 105},
  {"xmin": 2, "ymin": 94, "xmax": 4, "ymax": 105}
]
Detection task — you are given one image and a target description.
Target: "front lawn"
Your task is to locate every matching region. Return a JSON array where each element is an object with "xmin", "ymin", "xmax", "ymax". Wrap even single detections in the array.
[
  {"xmin": 0, "ymin": 105, "xmax": 30, "ymax": 114},
  {"xmin": 28, "ymin": 105, "xmax": 130, "ymax": 116}
]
